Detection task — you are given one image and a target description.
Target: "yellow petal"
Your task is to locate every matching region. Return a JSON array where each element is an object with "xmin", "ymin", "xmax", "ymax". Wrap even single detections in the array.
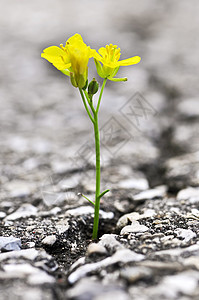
[
  {"xmin": 66, "ymin": 33, "xmax": 83, "ymax": 45},
  {"xmin": 41, "ymin": 46, "xmax": 65, "ymax": 57},
  {"xmin": 98, "ymin": 47, "xmax": 107, "ymax": 57},
  {"xmin": 90, "ymin": 49, "xmax": 99, "ymax": 59},
  {"xmin": 41, "ymin": 46, "xmax": 71, "ymax": 70},
  {"xmin": 92, "ymin": 52, "xmax": 103, "ymax": 63},
  {"xmin": 117, "ymin": 56, "xmax": 141, "ymax": 66}
]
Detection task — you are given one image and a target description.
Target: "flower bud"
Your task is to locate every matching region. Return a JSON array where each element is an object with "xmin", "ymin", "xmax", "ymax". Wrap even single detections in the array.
[{"xmin": 88, "ymin": 78, "xmax": 99, "ymax": 96}]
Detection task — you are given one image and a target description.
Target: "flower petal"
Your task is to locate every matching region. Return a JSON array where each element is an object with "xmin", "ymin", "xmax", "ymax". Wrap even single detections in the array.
[
  {"xmin": 41, "ymin": 46, "xmax": 65, "ymax": 57},
  {"xmin": 92, "ymin": 50, "xmax": 103, "ymax": 61},
  {"xmin": 117, "ymin": 56, "xmax": 141, "ymax": 66},
  {"xmin": 41, "ymin": 46, "xmax": 71, "ymax": 70},
  {"xmin": 98, "ymin": 47, "xmax": 107, "ymax": 57},
  {"xmin": 66, "ymin": 33, "xmax": 83, "ymax": 45}
]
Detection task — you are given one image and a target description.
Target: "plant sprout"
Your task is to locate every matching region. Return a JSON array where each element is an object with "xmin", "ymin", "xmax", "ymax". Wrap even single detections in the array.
[{"xmin": 41, "ymin": 33, "xmax": 141, "ymax": 239}]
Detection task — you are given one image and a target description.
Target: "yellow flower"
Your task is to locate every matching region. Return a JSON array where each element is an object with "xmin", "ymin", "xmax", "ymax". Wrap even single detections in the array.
[
  {"xmin": 93, "ymin": 44, "xmax": 141, "ymax": 81},
  {"xmin": 41, "ymin": 33, "xmax": 94, "ymax": 88}
]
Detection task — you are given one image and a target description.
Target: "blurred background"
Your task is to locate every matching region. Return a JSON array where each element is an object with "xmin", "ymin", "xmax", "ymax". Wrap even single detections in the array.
[{"xmin": 0, "ymin": 0, "xmax": 199, "ymax": 197}]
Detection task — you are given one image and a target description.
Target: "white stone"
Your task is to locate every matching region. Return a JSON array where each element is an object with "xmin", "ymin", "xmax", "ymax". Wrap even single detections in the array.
[
  {"xmin": 120, "ymin": 221, "xmax": 149, "ymax": 235},
  {"xmin": 133, "ymin": 188, "xmax": 166, "ymax": 201},
  {"xmin": 0, "ymin": 236, "xmax": 21, "ymax": 249},
  {"xmin": 0, "ymin": 212, "xmax": 6, "ymax": 219},
  {"xmin": 117, "ymin": 210, "xmax": 156, "ymax": 229},
  {"xmin": 0, "ymin": 201, "xmax": 13, "ymax": 208},
  {"xmin": 175, "ymin": 228, "xmax": 196, "ymax": 243},
  {"xmin": 99, "ymin": 210, "xmax": 114, "ymax": 219},
  {"xmin": 39, "ymin": 206, "xmax": 61, "ymax": 217},
  {"xmin": 50, "ymin": 207, "xmax": 61, "ymax": 215},
  {"xmin": 51, "ymin": 160, "xmax": 74, "ymax": 174},
  {"xmin": 87, "ymin": 243, "xmax": 107, "ymax": 256},
  {"xmin": 26, "ymin": 242, "xmax": 35, "ymax": 248},
  {"xmin": 177, "ymin": 187, "xmax": 199, "ymax": 203},
  {"xmin": 0, "ymin": 249, "xmax": 39, "ymax": 262},
  {"xmin": 66, "ymin": 206, "xmax": 114, "ymax": 219},
  {"xmin": 99, "ymin": 234, "xmax": 124, "ymax": 251},
  {"xmin": 160, "ymin": 271, "xmax": 199, "ymax": 297},
  {"xmin": 178, "ymin": 97, "xmax": 199, "ymax": 117},
  {"xmin": 5, "ymin": 203, "xmax": 37, "ymax": 221},
  {"xmin": 4, "ymin": 180, "xmax": 36, "ymax": 198},
  {"xmin": 42, "ymin": 235, "xmax": 57, "ymax": 246},
  {"xmin": 22, "ymin": 157, "xmax": 39, "ymax": 170},
  {"xmin": 55, "ymin": 219, "xmax": 70, "ymax": 234},
  {"xmin": 95, "ymin": 291, "xmax": 130, "ymax": 300},
  {"xmin": 3, "ymin": 263, "xmax": 38, "ymax": 275},
  {"xmin": 69, "ymin": 257, "xmax": 86, "ymax": 273},
  {"xmin": 120, "ymin": 266, "xmax": 152, "ymax": 283},
  {"xmin": 28, "ymin": 271, "xmax": 55, "ymax": 285},
  {"xmin": 67, "ymin": 277, "xmax": 130, "ymax": 300},
  {"xmin": 191, "ymin": 208, "xmax": 199, "ymax": 218},
  {"xmin": 117, "ymin": 212, "xmax": 140, "ymax": 229},
  {"xmin": 68, "ymin": 249, "xmax": 144, "ymax": 284},
  {"xmin": 154, "ymin": 243, "xmax": 199, "ymax": 259},
  {"xmin": 184, "ymin": 256, "xmax": 199, "ymax": 270},
  {"xmin": 16, "ymin": 289, "xmax": 43, "ymax": 300},
  {"xmin": 118, "ymin": 178, "xmax": 149, "ymax": 190},
  {"xmin": 58, "ymin": 174, "xmax": 81, "ymax": 190},
  {"xmin": 66, "ymin": 206, "xmax": 94, "ymax": 216},
  {"xmin": 41, "ymin": 192, "xmax": 66, "ymax": 207}
]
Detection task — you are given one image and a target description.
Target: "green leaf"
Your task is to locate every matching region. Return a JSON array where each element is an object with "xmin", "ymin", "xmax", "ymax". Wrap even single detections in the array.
[
  {"xmin": 98, "ymin": 189, "xmax": 110, "ymax": 200},
  {"xmin": 80, "ymin": 193, "xmax": 95, "ymax": 206}
]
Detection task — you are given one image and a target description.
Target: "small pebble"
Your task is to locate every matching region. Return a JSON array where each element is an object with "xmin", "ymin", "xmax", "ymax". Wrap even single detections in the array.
[
  {"xmin": 177, "ymin": 187, "xmax": 199, "ymax": 203},
  {"xmin": 183, "ymin": 256, "xmax": 199, "ymax": 270},
  {"xmin": 175, "ymin": 228, "xmax": 196, "ymax": 243},
  {"xmin": 87, "ymin": 243, "xmax": 107, "ymax": 256},
  {"xmin": 133, "ymin": 187, "xmax": 166, "ymax": 201},
  {"xmin": 4, "ymin": 180, "xmax": 36, "ymax": 198},
  {"xmin": 28, "ymin": 272, "xmax": 55, "ymax": 285},
  {"xmin": 118, "ymin": 178, "xmax": 149, "ymax": 190},
  {"xmin": 42, "ymin": 235, "xmax": 57, "ymax": 246},
  {"xmin": 160, "ymin": 271, "xmax": 199, "ymax": 298},
  {"xmin": 0, "ymin": 212, "xmax": 6, "ymax": 219},
  {"xmin": 99, "ymin": 234, "xmax": 124, "ymax": 251},
  {"xmin": 120, "ymin": 221, "xmax": 149, "ymax": 235},
  {"xmin": 117, "ymin": 209, "xmax": 156, "ymax": 229},
  {"xmin": 26, "ymin": 242, "xmax": 35, "ymax": 248},
  {"xmin": 66, "ymin": 206, "xmax": 114, "ymax": 219},
  {"xmin": 120, "ymin": 266, "xmax": 152, "ymax": 283},
  {"xmin": 0, "ymin": 236, "xmax": 21, "ymax": 252},
  {"xmin": 55, "ymin": 219, "xmax": 70, "ymax": 234},
  {"xmin": 5, "ymin": 204, "xmax": 37, "ymax": 221}
]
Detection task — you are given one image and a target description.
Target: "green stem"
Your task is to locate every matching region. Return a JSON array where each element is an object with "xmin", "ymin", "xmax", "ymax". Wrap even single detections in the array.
[
  {"xmin": 92, "ymin": 111, "xmax": 101, "ymax": 240},
  {"xmin": 80, "ymin": 79, "xmax": 107, "ymax": 239},
  {"xmin": 83, "ymin": 89, "xmax": 96, "ymax": 116},
  {"xmin": 96, "ymin": 78, "xmax": 107, "ymax": 114},
  {"xmin": 79, "ymin": 88, "xmax": 95, "ymax": 124},
  {"xmin": 92, "ymin": 78, "xmax": 107, "ymax": 240}
]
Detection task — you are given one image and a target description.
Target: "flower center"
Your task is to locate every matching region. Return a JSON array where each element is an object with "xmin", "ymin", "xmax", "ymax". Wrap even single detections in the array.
[{"xmin": 104, "ymin": 44, "xmax": 121, "ymax": 63}]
